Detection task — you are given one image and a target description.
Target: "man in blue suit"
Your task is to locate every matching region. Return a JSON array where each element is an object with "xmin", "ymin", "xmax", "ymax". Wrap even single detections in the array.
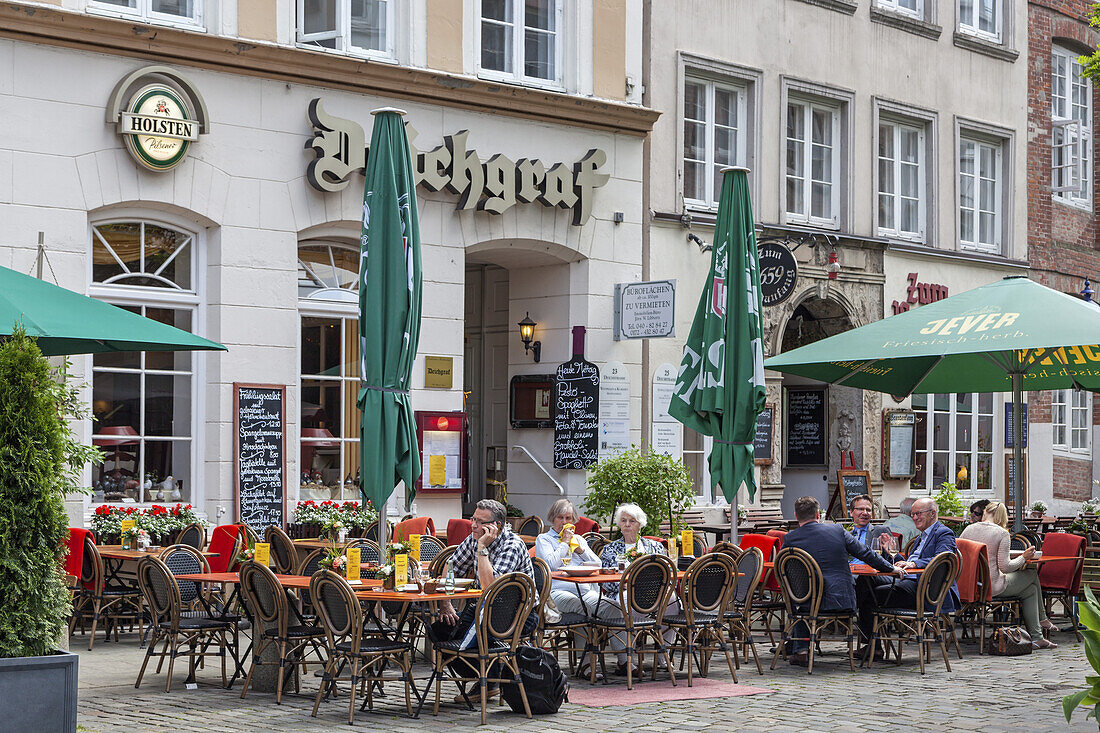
[
  {"xmin": 856, "ymin": 497, "xmax": 960, "ymax": 645},
  {"xmin": 781, "ymin": 496, "xmax": 902, "ymax": 666},
  {"xmin": 848, "ymin": 493, "xmax": 891, "ymax": 565}
]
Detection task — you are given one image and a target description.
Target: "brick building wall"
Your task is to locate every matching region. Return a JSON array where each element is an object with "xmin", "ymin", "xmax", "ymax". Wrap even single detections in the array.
[{"xmin": 1027, "ymin": 0, "xmax": 1099, "ymax": 500}]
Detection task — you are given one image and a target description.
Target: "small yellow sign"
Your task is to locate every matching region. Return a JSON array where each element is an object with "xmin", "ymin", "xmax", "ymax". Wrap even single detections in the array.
[
  {"xmin": 668, "ymin": 535, "xmax": 679, "ymax": 561},
  {"xmin": 428, "ymin": 455, "xmax": 447, "ymax": 486},
  {"xmin": 346, "ymin": 547, "xmax": 361, "ymax": 581},
  {"xmin": 425, "ymin": 356, "xmax": 454, "ymax": 389},
  {"xmin": 409, "ymin": 534, "xmax": 421, "ymax": 563},
  {"xmin": 120, "ymin": 519, "xmax": 135, "ymax": 537},
  {"xmin": 253, "ymin": 542, "xmax": 270, "ymax": 566},
  {"xmin": 394, "ymin": 553, "xmax": 408, "ymax": 585},
  {"xmin": 681, "ymin": 529, "xmax": 695, "ymax": 556}
]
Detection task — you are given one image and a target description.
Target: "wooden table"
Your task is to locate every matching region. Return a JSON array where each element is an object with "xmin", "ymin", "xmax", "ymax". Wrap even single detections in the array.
[
  {"xmin": 762, "ymin": 561, "xmax": 924, "ymax": 576},
  {"xmin": 98, "ymin": 545, "xmax": 219, "ymax": 560}
]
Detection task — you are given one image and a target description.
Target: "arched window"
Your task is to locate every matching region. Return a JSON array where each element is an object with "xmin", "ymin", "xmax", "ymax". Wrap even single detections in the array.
[
  {"xmin": 89, "ymin": 220, "xmax": 198, "ymax": 506},
  {"xmin": 297, "ymin": 241, "xmax": 362, "ymax": 501}
]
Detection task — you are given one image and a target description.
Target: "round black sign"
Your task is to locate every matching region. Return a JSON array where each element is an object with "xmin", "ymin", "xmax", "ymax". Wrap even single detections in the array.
[{"xmin": 758, "ymin": 242, "xmax": 798, "ymax": 307}]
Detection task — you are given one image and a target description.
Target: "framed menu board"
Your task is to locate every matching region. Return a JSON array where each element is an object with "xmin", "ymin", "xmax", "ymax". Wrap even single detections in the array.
[
  {"xmin": 754, "ymin": 404, "xmax": 775, "ymax": 465},
  {"xmin": 828, "ymin": 469, "xmax": 872, "ymax": 519},
  {"xmin": 784, "ymin": 387, "xmax": 827, "ymax": 467},
  {"xmin": 234, "ymin": 383, "xmax": 287, "ymax": 533},
  {"xmin": 882, "ymin": 409, "xmax": 917, "ymax": 479}
]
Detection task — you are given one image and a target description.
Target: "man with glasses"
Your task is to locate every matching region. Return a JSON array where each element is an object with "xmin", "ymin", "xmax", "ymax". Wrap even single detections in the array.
[
  {"xmin": 847, "ymin": 494, "xmax": 891, "ymax": 566},
  {"xmin": 856, "ymin": 497, "xmax": 959, "ymax": 649},
  {"xmin": 882, "ymin": 496, "xmax": 919, "ymax": 546}
]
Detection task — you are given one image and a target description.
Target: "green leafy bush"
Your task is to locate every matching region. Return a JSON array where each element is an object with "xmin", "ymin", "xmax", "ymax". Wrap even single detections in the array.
[
  {"xmin": 0, "ymin": 327, "xmax": 99, "ymax": 657},
  {"xmin": 1063, "ymin": 585, "xmax": 1100, "ymax": 727},
  {"xmin": 582, "ymin": 447, "xmax": 695, "ymax": 537},
  {"xmin": 933, "ymin": 481, "xmax": 965, "ymax": 517}
]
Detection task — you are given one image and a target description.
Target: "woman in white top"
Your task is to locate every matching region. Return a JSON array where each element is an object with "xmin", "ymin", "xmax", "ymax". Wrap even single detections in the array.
[{"xmin": 959, "ymin": 501, "xmax": 1057, "ymax": 649}]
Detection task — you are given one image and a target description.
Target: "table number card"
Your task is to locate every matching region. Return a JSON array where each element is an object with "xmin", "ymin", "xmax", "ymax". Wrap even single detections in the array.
[
  {"xmin": 253, "ymin": 542, "xmax": 270, "ymax": 567},
  {"xmin": 394, "ymin": 553, "xmax": 408, "ymax": 584},
  {"xmin": 681, "ymin": 529, "xmax": 694, "ymax": 556},
  {"xmin": 346, "ymin": 547, "xmax": 361, "ymax": 582},
  {"xmin": 409, "ymin": 534, "xmax": 421, "ymax": 562}
]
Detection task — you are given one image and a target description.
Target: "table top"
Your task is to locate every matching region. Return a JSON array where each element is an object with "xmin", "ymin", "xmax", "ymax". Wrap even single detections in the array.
[
  {"xmin": 176, "ymin": 571, "xmax": 384, "ymax": 590},
  {"xmin": 99, "ymin": 545, "xmax": 218, "ymax": 560},
  {"xmin": 761, "ymin": 560, "xmax": 923, "ymax": 576},
  {"xmin": 176, "ymin": 571, "xmax": 481, "ymax": 601},
  {"xmin": 551, "ymin": 569, "xmax": 689, "ymax": 584},
  {"xmin": 1026, "ymin": 555, "xmax": 1079, "ymax": 564}
]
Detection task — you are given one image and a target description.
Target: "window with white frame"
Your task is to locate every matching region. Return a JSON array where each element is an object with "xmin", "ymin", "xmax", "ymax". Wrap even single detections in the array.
[
  {"xmin": 912, "ymin": 393, "xmax": 995, "ymax": 495},
  {"xmin": 958, "ymin": 0, "xmax": 1002, "ymax": 42},
  {"xmin": 958, "ymin": 135, "xmax": 1002, "ymax": 253},
  {"xmin": 90, "ymin": 0, "xmax": 200, "ymax": 23},
  {"xmin": 878, "ymin": 119, "xmax": 926, "ymax": 241},
  {"xmin": 683, "ymin": 78, "xmax": 746, "ymax": 207},
  {"xmin": 480, "ymin": 0, "xmax": 560, "ymax": 84},
  {"xmin": 786, "ymin": 98, "xmax": 840, "ymax": 226},
  {"xmin": 298, "ymin": 0, "xmax": 393, "ymax": 57},
  {"xmin": 90, "ymin": 221, "xmax": 197, "ymax": 504},
  {"xmin": 1052, "ymin": 47, "xmax": 1092, "ymax": 207},
  {"xmin": 877, "ymin": 0, "xmax": 922, "ymax": 19},
  {"xmin": 1052, "ymin": 389, "xmax": 1091, "ymax": 452},
  {"xmin": 298, "ymin": 242, "xmax": 362, "ymax": 501},
  {"xmin": 682, "ymin": 429, "xmax": 714, "ymax": 503}
]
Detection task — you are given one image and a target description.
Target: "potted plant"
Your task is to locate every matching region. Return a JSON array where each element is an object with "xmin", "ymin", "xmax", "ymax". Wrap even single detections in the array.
[
  {"xmin": 374, "ymin": 541, "xmax": 412, "ymax": 590},
  {"xmin": 0, "ymin": 327, "xmax": 98, "ymax": 733},
  {"xmin": 1030, "ymin": 500, "xmax": 1049, "ymax": 519},
  {"xmin": 582, "ymin": 447, "xmax": 695, "ymax": 538}
]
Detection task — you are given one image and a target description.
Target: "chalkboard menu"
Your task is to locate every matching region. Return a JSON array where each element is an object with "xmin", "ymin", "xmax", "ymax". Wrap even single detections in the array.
[
  {"xmin": 840, "ymin": 471, "xmax": 871, "ymax": 505},
  {"xmin": 754, "ymin": 405, "xmax": 774, "ymax": 464},
  {"xmin": 234, "ymin": 383, "xmax": 286, "ymax": 532},
  {"xmin": 785, "ymin": 387, "xmax": 827, "ymax": 467},
  {"xmin": 882, "ymin": 409, "xmax": 916, "ymax": 479},
  {"xmin": 554, "ymin": 357, "xmax": 600, "ymax": 469}
]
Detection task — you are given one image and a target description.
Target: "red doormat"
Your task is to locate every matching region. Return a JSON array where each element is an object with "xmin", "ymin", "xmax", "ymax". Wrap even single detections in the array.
[{"xmin": 567, "ymin": 678, "xmax": 773, "ymax": 706}]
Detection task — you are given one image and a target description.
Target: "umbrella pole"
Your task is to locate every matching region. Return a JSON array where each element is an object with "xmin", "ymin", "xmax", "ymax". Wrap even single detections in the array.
[
  {"xmin": 1012, "ymin": 372, "xmax": 1024, "ymax": 534},
  {"xmin": 730, "ymin": 495, "xmax": 739, "ymax": 546}
]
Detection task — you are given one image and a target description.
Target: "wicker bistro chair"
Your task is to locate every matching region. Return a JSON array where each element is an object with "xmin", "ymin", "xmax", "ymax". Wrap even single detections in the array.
[
  {"xmin": 583, "ymin": 532, "xmax": 606, "ymax": 555},
  {"xmin": 238, "ymin": 561, "xmax": 327, "ymax": 703},
  {"xmin": 310, "ymin": 570, "xmax": 415, "ymax": 723},
  {"xmin": 723, "ymin": 546, "xmax": 764, "ymax": 674},
  {"xmin": 177, "ymin": 523, "xmax": 206, "ymax": 551},
  {"xmin": 1010, "ymin": 534, "xmax": 1030, "ymax": 552},
  {"xmin": 664, "ymin": 553, "xmax": 739, "ymax": 686},
  {"xmin": 265, "ymin": 525, "xmax": 299, "ymax": 575},
  {"xmin": 69, "ymin": 535, "xmax": 144, "ymax": 650},
  {"xmin": 711, "ymin": 541, "xmax": 743, "ymax": 559},
  {"xmin": 770, "ymin": 547, "xmax": 858, "ymax": 675},
  {"xmin": 134, "ymin": 556, "xmax": 236, "ymax": 692},
  {"xmin": 428, "ymin": 545, "xmax": 458, "ymax": 578},
  {"xmin": 345, "ymin": 538, "xmax": 383, "ymax": 566},
  {"xmin": 516, "ymin": 515, "xmax": 544, "ymax": 537},
  {"xmin": 869, "ymin": 551, "xmax": 960, "ymax": 674},
  {"xmin": 431, "ymin": 573, "xmax": 537, "ymax": 725},
  {"xmin": 417, "ymin": 535, "xmax": 446, "ymax": 565},
  {"xmin": 296, "ymin": 548, "xmax": 328, "ymax": 620},
  {"xmin": 589, "ymin": 554, "xmax": 679, "ymax": 690},
  {"xmin": 530, "ymin": 557, "xmax": 591, "ymax": 674}
]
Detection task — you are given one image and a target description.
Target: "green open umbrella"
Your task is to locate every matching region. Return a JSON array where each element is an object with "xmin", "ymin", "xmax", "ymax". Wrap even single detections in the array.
[
  {"xmin": 764, "ymin": 275, "xmax": 1100, "ymax": 530},
  {"xmin": 357, "ymin": 108, "xmax": 423, "ymax": 539},
  {"xmin": 670, "ymin": 168, "xmax": 766, "ymax": 544},
  {"xmin": 0, "ymin": 264, "xmax": 225, "ymax": 356}
]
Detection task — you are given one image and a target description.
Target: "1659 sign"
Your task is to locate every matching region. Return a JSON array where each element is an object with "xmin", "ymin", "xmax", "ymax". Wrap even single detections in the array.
[{"xmin": 758, "ymin": 242, "xmax": 798, "ymax": 307}]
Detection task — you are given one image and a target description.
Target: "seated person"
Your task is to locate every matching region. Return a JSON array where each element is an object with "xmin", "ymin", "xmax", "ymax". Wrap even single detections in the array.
[
  {"xmin": 848, "ymin": 493, "xmax": 894, "ymax": 564},
  {"xmin": 433, "ymin": 499, "xmax": 538, "ymax": 699},
  {"xmin": 782, "ymin": 496, "xmax": 900, "ymax": 666},
  {"xmin": 960, "ymin": 501, "xmax": 1057, "ymax": 649},
  {"xmin": 857, "ymin": 497, "xmax": 960, "ymax": 645},
  {"xmin": 968, "ymin": 499, "xmax": 991, "ymax": 525},
  {"xmin": 596, "ymin": 503, "xmax": 679, "ymax": 676},
  {"xmin": 535, "ymin": 499, "xmax": 602, "ymax": 674},
  {"xmin": 882, "ymin": 497, "xmax": 919, "ymax": 546}
]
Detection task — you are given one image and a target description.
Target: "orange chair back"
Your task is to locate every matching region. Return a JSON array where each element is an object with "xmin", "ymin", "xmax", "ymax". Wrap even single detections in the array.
[
  {"xmin": 208, "ymin": 524, "xmax": 246, "ymax": 573},
  {"xmin": 394, "ymin": 516, "xmax": 436, "ymax": 542},
  {"xmin": 955, "ymin": 537, "xmax": 990, "ymax": 603},
  {"xmin": 573, "ymin": 516, "xmax": 599, "ymax": 535},
  {"xmin": 446, "ymin": 518, "xmax": 473, "ymax": 546},
  {"xmin": 66, "ymin": 527, "xmax": 93, "ymax": 579},
  {"xmin": 1039, "ymin": 532, "xmax": 1085, "ymax": 592}
]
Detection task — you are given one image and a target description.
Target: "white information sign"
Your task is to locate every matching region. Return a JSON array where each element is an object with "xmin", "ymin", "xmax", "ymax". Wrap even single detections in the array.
[
  {"xmin": 652, "ymin": 422, "xmax": 683, "ymax": 457},
  {"xmin": 651, "ymin": 363, "xmax": 677, "ymax": 423},
  {"xmin": 599, "ymin": 362, "xmax": 632, "ymax": 458},
  {"xmin": 615, "ymin": 280, "xmax": 676, "ymax": 340}
]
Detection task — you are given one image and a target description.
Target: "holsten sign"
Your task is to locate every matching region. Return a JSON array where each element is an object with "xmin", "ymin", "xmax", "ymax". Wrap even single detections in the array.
[
  {"xmin": 306, "ymin": 98, "xmax": 609, "ymax": 226},
  {"xmin": 117, "ymin": 85, "xmax": 198, "ymax": 172}
]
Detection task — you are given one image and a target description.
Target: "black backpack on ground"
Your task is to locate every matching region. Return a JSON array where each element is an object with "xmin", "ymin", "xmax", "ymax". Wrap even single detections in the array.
[{"xmin": 499, "ymin": 646, "xmax": 568, "ymax": 714}]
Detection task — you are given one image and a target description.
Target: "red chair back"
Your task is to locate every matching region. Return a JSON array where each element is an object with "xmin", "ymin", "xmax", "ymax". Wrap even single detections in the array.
[
  {"xmin": 765, "ymin": 529, "xmax": 787, "ymax": 550},
  {"xmin": 208, "ymin": 524, "xmax": 246, "ymax": 573},
  {"xmin": 446, "ymin": 518, "xmax": 472, "ymax": 546},
  {"xmin": 393, "ymin": 516, "xmax": 436, "ymax": 542},
  {"xmin": 66, "ymin": 528, "xmax": 93, "ymax": 579},
  {"xmin": 573, "ymin": 516, "xmax": 599, "ymax": 535},
  {"xmin": 1038, "ymin": 532, "xmax": 1086, "ymax": 593},
  {"xmin": 955, "ymin": 537, "xmax": 990, "ymax": 603},
  {"xmin": 740, "ymin": 533, "xmax": 780, "ymax": 591}
]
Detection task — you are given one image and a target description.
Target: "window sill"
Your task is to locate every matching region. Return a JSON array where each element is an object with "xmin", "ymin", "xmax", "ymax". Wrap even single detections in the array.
[
  {"xmin": 295, "ymin": 43, "xmax": 398, "ymax": 64},
  {"xmin": 869, "ymin": 7, "xmax": 941, "ymax": 40},
  {"xmin": 878, "ymin": 230, "xmax": 927, "ymax": 246},
  {"xmin": 477, "ymin": 70, "xmax": 566, "ymax": 95},
  {"xmin": 784, "ymin": 215, "xmax": 841, "ymax": 232},
  {"xmin": 86, "ymin": 5, "xmax": 205, "ymax": 33},
  {"xmin": 1052, "ymin": 195, "xmax": 1093, "ymax": 214},
  {"xmin": 952, "ymin": 31, "xmax": 1019, "ymax": 63},
  {"xmin": 790, "ymin": 0, "xmax": 858, "ymax": 15},
  {"xmin": 1053, "ymin": 448, "xmax": 1092, "ymax": 459},
  {"xmin": 887, "ymin": 241, "xmax": 1029, "ymax": 268}
]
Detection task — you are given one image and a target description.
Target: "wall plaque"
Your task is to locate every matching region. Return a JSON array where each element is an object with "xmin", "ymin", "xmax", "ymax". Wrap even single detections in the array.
[
  {"xmin": 758, "ymin": 241, "xmax": 798, "ymax": 307},
  {"xmin": 424, "ymin": 356, "xmax": 454, "ymax": 389}
]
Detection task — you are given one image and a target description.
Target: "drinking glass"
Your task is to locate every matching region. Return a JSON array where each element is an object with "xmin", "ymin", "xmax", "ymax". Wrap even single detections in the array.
[{"xmin": 616, "ymin": 554, "xmax": 627, "ymax": 572}]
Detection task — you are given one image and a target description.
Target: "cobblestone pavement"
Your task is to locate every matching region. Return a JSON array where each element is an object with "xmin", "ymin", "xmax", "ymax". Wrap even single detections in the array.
[{"xmin": 74, "ymin": 627, "xmax": 1094, "ymax": 733}]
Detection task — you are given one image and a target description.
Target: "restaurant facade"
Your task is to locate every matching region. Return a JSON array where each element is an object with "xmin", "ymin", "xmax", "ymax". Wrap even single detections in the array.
[{"xmin": 0, "ymin": 1, "xmax": 657, "ymax": 528}]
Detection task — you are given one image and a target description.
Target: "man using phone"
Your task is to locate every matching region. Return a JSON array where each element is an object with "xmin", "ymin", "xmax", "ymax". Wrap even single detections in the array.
[{"xmin": 432, "ymin": 499, "xmax": 538, "ymax": 701}]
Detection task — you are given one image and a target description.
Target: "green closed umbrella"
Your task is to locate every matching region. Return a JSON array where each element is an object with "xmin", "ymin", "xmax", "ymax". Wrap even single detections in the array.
[
  {"xmin": 764, "ymin": 275, "xmax": 1100, "ymax": 530},
  {"xmin": 670, "ymin": 168, "xmax": 766, "ymax": 544},
  {"xmin": 357, "ymin": 108, "xmax": 423, "ymax": 539},
  {"xmin": 0, "ymin": 264, "xmax": 225, "ymax": 356}
]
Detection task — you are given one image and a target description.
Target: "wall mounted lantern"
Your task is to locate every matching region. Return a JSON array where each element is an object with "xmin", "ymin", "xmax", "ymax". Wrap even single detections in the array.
[{"xmin": 518, "ymin": 312, "xmax": 542, "ymax": 363}]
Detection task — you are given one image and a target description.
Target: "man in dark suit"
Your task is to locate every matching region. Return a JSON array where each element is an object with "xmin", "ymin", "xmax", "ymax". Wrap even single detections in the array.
[
  {"xmin": 781, "ymin": 496, "xmax": 902, "ymax": 666},
  {"xmin": 856, "ymin": 496, "xmax": 960, "ymax": 646},
  {"xmin": 848, "ymin": 493, "xmax": 891, "ymax": 565}
]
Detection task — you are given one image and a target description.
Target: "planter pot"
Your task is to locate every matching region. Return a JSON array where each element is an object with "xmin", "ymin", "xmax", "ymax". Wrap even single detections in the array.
[{"xmin": 0, "ymin": 650, "xmax": 77, "ymax": 733}]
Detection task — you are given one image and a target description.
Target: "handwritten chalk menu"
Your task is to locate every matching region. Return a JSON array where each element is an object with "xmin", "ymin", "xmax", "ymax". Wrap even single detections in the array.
[
  {"xmin": 785, "ymin": 387, "xmax": 827, "ymax": 467},
  {"xmin": 234, "ymin": 383, "xmax": 287, "ymax": 532},
  {"xmin": 754, "ymin": 405, "xmax": 774, "ymax": 464},
  {"xmin": 554, "ymin": 357, "xmax": 600, "ymax": 469}
]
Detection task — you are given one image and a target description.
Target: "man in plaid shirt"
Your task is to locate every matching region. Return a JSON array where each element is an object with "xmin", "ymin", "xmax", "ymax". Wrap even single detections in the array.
[{"xmin": 433, "ymin": 499, "xmax": 538, "ymax": 699}]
